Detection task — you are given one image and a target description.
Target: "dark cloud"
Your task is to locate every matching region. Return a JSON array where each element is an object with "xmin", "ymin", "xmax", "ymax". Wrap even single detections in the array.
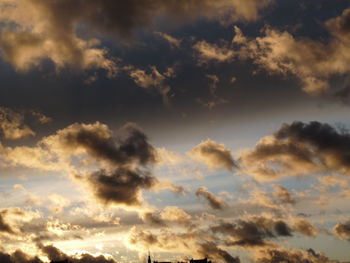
[
  {"xmin": 211, "ymin": 221, "xmax": 272, "ymax": 247},
  {"xmin": 275, "ymin": 121, "xmax": 350, "ymax": 172},
  {"xmin": 10, "ymin": 250, "xmax": 42, "ymax": 263},
  {"xmin": 85, "ymin": 167, "xmax": 156, "ymax": 206},
  {"xmin": 274, "ymin": 220, "xmax": 292, "ymax": 237},
  {"xmin": 255, "ymin": 247, "xmax": 339, "ymax": 263},
  {"xmin": 129, "ymin": 229, "xmax": 240, "ymax": 263},
  {"xmin": 1, "ymin": 121, "xmax": 183, "ymax": 208},
  {"xmin": 40, "ymin": 244, "xmax": 117, "ymax": 263},
  {"xmin": 56, "ymin": 122, "xmax": 162, "ymax": 206},
  {"xmin": 0, "ymin": 252, "xmax": 11, "ymax": 263},
  {"xmin": 333, "ymin": 221, "xmax": 350, "ymax": 241},
  {"xmin": 61, "ymin": 122, "xmax": 156, "ymax": 167},
  {"xmin": 197, "ymin": 242, "xmax": 240, "ymax": 263},
  {"xmin": 239, "ymin": 121, "xmax": 350, "ymax": 180},
  {"xmin": 0, "ymin": 250, "xmax": 42, "ymax": 263},
  {"xmin": 0, "ymin": 208, "xmax": 38, "ymax": 236},
  {"xmin": 0, "ymin": 212, "xmax": 14, "ymax": 234},
  {"xmin": 140, "ymin": 206, "xmax": 192, "ymax": 227},
  {"xmin": 0, "ymin": 0, "xmax": 271, "ymax": 72},
  {"xmin": 211, "ymin": 217, "xmax": 292, "ymax": 247},
  {"xmin": 196, "ymin": 187, "xmax": 228, "ymax": 210},
  {"xmin": 189, "ymin": 139, "xmax": 236, "ymax": 172},
  {"xmin": 140, "ymin": 212, "xmax": 167, "ymax": 227},
  {"xmin": 0, "ymin": 245, "xmax": 118, "ymax": 263}
]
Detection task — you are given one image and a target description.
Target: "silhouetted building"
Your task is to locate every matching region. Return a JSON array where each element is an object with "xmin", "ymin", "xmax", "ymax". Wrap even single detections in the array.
[
  {"xmin": 190, "ymin": 258, "xmax": 212, "ymax": 263},
  {"xmin": 148, "ymin": 252, "xmax": 210, "ymax": 263},
  {"xmin": 50, "ymin": 260, "xmax": 71, "ymax": 263}
]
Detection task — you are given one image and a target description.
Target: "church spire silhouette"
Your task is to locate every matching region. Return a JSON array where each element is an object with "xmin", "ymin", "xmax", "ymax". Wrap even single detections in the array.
[{"xmin": 148, "ymin": 251, "xmax": 152, "ymax": 263}]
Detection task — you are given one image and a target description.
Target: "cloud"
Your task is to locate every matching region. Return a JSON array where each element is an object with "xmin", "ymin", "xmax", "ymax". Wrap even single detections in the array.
[
  {"xmin": 196, "ymin": 75, "xmax": 229, "ymax": 109},
  {"xmin": 196, "ymin": 187, "xmax": 228, "ymax": 210},
  {"xmin": 155, "ymin": 147, "xmax": 184, "ymax": 166},
  {"xmin": 0, "ymin": 0, "xmax": 118, "ymax": 76},
  {"xmin": 293, "ymin": 218, "xmax": 318, "ymax": 237},
  {"xmin": 189, "ymin": 139, "xmax": 236, "ymax": 171},
  {"xmin": 53, "ymin": 122, "xmax": 170, "ymax": 207},
  {"xmin": 0, "ymin": 207, "xmax": 40, "ymax": 236},
  {"xmin": 128, "ymin": 228, "xmax": 240, "ymax": 263},
  {"xmin": 140, "ymin": 206, "xmax": 192, "ymax": 227},
  {"xmin": 0, "ymin": 106, "xmax": 35, "ymax": 140},
  {"xmin": 127, "ymin": 211, "xmax": 319, "ymax": 262},
  {"xmin": 128, "ymin": 66, "xmax": 176, "ymax": 105},
  {"xmin": 47, "ymin": 194, "xmax": 71, "ymax": 214},
  {"xmin": 154, "ymin": 32, "xmax": 181, "ymax": 48},
  {"xmin": 239, "ymin": 121, "xmax": 350, "ymax": 181},
  {"xmin": 140, "ymin": 212, "xmax": 167, "ymax": 227},
  {"xmin": 159, "ymin": 206, "xmax": 192, "ymax": 222},
  {"xmin": 255, "ymin": 247, "xmax": 339, "ymax": 263},
  {"xmin": 193, "ymin": 40, "xmax": 234, "ymax": 64},
  {"xmin": 273, "ymin": 185, "xmax": 296, "ymax": 205},
  {"xmin": 235, "ymin": 7, "xmax": 350, "ymax": 96},
  {"xmin": 84, "ymin": 167, "xmax": 157, "ymax": 206},
  {"xmin": 42, "ymin": 122, "xmax": 155, "ymax": 167},
  {"xmin": 29, "ymin": 110, "xmax": 52, "ymax": 124},
  {"xmin": 40, "ymin": 244, "xmax": 117, "ymax": 263},
  {"xmin": 333, "ymin": 221, "xmax": 350, "ymax": 241},
  {"xmin": 0, "ymin": 212, "xmax": 15, "ymax": 234},
  {"xmin": 197, "ymin": 242, "xmax": 241, "ymax": 263},
  {"xmin": 0, "ymin": 250, "xmax": 43, "ymax": 263},
  {"xmin": 211, "ymin": 216, "xmax": 292, "ymax": 247},
  {"xmin": 1, "ymin": 121, "xmax": 185, "ymax": 208},
  {"xmin": 0, "ymin": 0, "xmax": 271, "ymax": 73},
  {"xmin": 1, "ymin": 121, "xmax": 117, "ymax": 171},
  {"xmin": 0, "ymin": 243, "xmax": 117, "ymax": 263}
]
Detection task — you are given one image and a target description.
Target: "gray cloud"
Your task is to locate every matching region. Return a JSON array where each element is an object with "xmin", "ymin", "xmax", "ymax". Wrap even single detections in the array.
[
  {"xmin": 86, "ymin": 167, "xmax": 157, "ymax": 206},
  {"xmin": 255, "ymin": 247, "xmax": 339, "ymax": 263},
  {"xmin": 189, "ymin": 139, "xmax": 236, "ymax": 172},
  {"xmin": 40, "ymin": 244, "xmax": 117, "ymax": 263},
  {"xmin": 196, "ymin": 187, "xmax": 228, "ymax": 210},
  {"xmin": 128, "ymin": 228, "xmax": 240, "ymax": 263},
  {"xmin": 0, "ymin": 250, "xmax": 42, "ymax": 263},
  {"xmin": 59, "ymin": 122, "xmax": 156, "ymax": 167},
  {"xmin": 0, "ymin": 0, "xmax": 271, "ymax": 73},
  {"xmin": 197, "ymin": 242, "xmax": 241, "ymax": 263},
  {"xmin": 1, "ymin": 121, "xmax": 184, "ymax": 208},
  {"xmin": 211, "ymin": 217, "xmax": 292, "ymax": 247},
  {"xmin": 239, "ymin": 121, "xmax": 350, "ymax": 181},
  {"xmin": 0, "ymin": 212, "xmax": 14, "ymax": 234},
  {"xmin": 293, "ymin": 218, "xmax": 318, "ymax": 237},
  {"xmin": 0, "ymin": 244, "xmax": 116, "ymax": 263},
  {"xmin": 333, "ymin": 221, "xmax": 350, "ymax": 241}
]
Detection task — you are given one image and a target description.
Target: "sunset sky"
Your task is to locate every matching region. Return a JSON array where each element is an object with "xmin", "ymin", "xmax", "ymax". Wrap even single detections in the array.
[{"xmin": 2, "ymin": 1, "xmax": 350, "ymax": 263}]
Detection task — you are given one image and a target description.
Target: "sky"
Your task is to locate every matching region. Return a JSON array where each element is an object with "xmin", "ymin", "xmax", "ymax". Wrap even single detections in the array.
[{"xmin": 2, "ymin": 1, "xmax": 350, "ymax": 263}]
